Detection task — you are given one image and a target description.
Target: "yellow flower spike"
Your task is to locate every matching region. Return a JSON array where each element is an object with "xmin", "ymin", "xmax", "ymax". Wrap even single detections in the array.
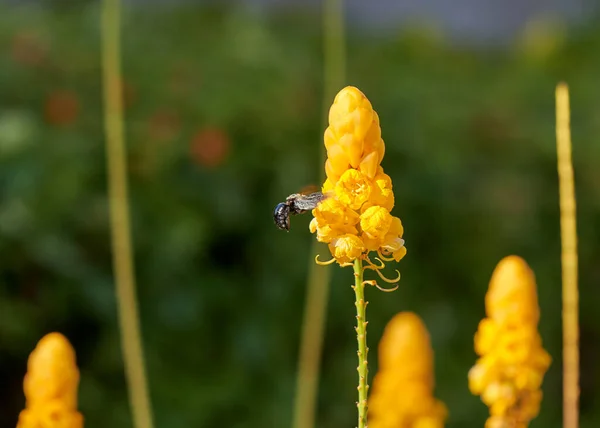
[
  {"xmin": 311, "ymin": 86, "xmax": 405, "ymax": 267},
  {"xmin": 18, "ymin": 332, "xmax": 84, "ymax": 428},
  {"xmin": 312, "ymin": 86, "xmax": 406, "ymax": 428},
  {"xmin": 369, "ymin": 312, "xmax": 448, "ymax": 428},
  {"xmin": 469, "ymin": 255, "xmax": 551, "ymax": 428}
]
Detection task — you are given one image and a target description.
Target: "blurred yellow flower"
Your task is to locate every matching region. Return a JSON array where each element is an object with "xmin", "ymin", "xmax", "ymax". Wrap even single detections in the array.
[
  {"xmin": 368, "ymin": 312, "xmax": 448, "ymax": 428},
  {"xmin": 469, "ymin": 256, "xmax": 551, "ymax": 428},
  {"xmin": 17, "ymin": 332, "xmax": 83, "ymax": 428},
  {"xmin": 312, "ymin": 86, "xmax": 406, "ymax": 273}
]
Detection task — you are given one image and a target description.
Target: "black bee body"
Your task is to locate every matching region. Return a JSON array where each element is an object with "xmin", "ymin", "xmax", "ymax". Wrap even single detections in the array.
[
  {"xmin": 273, "ymin": 191, "xmax": 327, "ymax": 232},
  {"xmin": 273, "ymin": 202, "xmax": 291, "ymax": 231}
]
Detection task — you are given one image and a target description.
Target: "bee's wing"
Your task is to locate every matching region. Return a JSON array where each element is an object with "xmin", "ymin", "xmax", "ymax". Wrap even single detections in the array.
[
  {"xmin": 293, "ymin": 191, "xmax": 330, "ymax": 211},
  {"xmin": 299, "ymin": 184, "xmax": 321, "ymax": 195}
]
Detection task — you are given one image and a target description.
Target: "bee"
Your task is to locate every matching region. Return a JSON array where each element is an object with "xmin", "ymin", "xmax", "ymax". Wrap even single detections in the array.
[{"xmin": 274, "ymin": 189, "xmax": 329, "ymax": 232}]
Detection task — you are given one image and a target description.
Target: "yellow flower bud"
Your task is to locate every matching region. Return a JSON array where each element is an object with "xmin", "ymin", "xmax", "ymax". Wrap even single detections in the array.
[
  {"xmin": 360, "ymin": 206, "xmax": 393, "ymax": 241},
  {"xmin": 335, "ymin": 169, "xmax": 373, "ymax": 211},
  {"xmin": 369, "ymin": 312, "xmax": 447, "ymax": 428},
  {"xmin": 18, "ymin": 332, "xmax": 83, "ymax": 428},
  {"xmin": 359, "ymin": 151, "xmax": 379, "ymax": 179},
  {"xmin": 328, "ymin": 86, "xmax": 374, "ymax": 146},
  {"xmin": 486, "ymin": 255, "xmax": 540, "ymax": 324},
  {"xmin": 328, "ymin": 234, "xmax": 365, "ymax": 265}
]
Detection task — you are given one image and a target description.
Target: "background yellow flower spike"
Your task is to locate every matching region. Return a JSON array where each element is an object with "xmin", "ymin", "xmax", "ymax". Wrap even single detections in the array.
[
  {"xmin": 469, "ymin": 256, "xmax": 551, "ymax": 428},
  {"xmin": 368, "ymin": 312, "xmax": 448, "ymax": 428},
  {"xmin": 17, "ymin": 332, "xmax": 84, "ymax": 428}
]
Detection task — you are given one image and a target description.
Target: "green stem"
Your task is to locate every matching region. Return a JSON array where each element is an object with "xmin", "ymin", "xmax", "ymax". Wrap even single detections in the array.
[
  {"xmin": 291, "ymin": 1, "xmax": 345, "ymax": 427},
  {"xmin": 101, "ymin": 1, "xmax": 154, "ymax": 428},
  {"xmin": 353, "ymin": 258, "xmax": 368, "ymax": 428}
]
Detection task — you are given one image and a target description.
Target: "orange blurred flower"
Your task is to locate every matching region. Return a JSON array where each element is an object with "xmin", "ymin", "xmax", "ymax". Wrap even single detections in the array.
[
  {"xmin": 17, "ymin": 332, "xmax": 83, "ymax": 428},
  {"xmin": 121, "ymin": 79, "xmax": 137, "ymax": 109},
  {"xmin": 146, "ymin": 109, "xmax": 181, "ymax": 142},
  {"xmin": 469, "ymin": 256, "xmax": 551, "ymax": 428},
  {"xmin": 44, "ymin": 90, "xmax": 79, "ymax": 127},
  {"xmin": 189, "ymin": 127, "xmax": 231, "ymax": 168},
  {"xmin": 369, "ymin": 312, "xmax": 448, "ymax": 428},
  {"xmin": 11, "ymin": 31, "xmax": 48, "ymax": 67}
]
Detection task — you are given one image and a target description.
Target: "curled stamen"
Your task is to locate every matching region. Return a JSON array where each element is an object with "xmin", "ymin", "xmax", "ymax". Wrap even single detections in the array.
[
  {"xmin": 365, "ymin": 256, "xmax": 386, "ymax": 270},
  {"xmin": 377, "ymin": 249, "xmax": 395, "ymax": 262},
  {"xmin": 372, "ymin": 281, "xmax": 399, "ymax": 292},
  {"xmin": 339, "ymin": 262, "xmax": 353, "ymax": 268},
  {"xmin": 363, "ymin": 279, "xmax": 397, "ymax": 292},
  {"xmin": 373, "ymin": 267, "xmax": 401, "ymax": 284},
  {"xmin": 315, "ymin": 254, "xmax": 336, "ymax": 266}
]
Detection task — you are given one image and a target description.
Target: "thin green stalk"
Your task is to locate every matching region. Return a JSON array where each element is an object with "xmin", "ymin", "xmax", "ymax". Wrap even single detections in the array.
[
  {"xmin": 555, "ymin": 82, "xmax": 579, "ymax": 428},
  {"xmin": 101, "ymin": 1, "xmax": 154, "ymax": 428},
  {"xmin": 292, "ymin": 250, "xmax": 331, "ymax": 428},
  {"xmin": 323, "ymin": 0, "xmax": 346, "ymax": 105},
  {"xmin": 291, "ymin": 1, "xmax": 345, "ymax": 428},
  {"xmin": 353, "ymin": 258, "xmax": 368, "ymax": 428}
]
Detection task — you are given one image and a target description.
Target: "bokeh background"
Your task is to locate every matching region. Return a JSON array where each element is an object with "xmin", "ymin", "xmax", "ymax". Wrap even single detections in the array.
[{"xmin": 1, "ymin": 0, "xmax": 600, "ymax": 427}]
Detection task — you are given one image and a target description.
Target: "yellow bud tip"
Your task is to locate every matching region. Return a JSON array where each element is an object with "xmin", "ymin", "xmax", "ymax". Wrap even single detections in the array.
[
  {"xmin": 368, "ymin": 312, "xmax": 447, "ymax": 427},
  {"xmin": 486, "ymin": 255, "xmax": 540, "ymax": 323},
  {"xmin": 18, "ymin": 332, "xmax": 83, "ymax": 428}
]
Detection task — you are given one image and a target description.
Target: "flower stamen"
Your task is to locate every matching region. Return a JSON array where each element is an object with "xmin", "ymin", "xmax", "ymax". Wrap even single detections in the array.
[
  {"xmin": 315, "ymin": 254, "xmax": 337, "ymax": 266},
  {"xmin": 377, "ymin": 249, "xmax": 395, "ymax": 262},
  {"xmin": 373, "ymin": 267, "xmax": 401, "ymax": 284},
  {"xmin": 363, "ymin": 279, "xmax": 399, "ymax": 293}
]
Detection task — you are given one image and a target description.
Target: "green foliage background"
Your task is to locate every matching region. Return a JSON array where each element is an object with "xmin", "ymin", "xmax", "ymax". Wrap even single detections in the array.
[{"xmin": 1, "ymin": 2, "xmax": 599, "ymax": 427}]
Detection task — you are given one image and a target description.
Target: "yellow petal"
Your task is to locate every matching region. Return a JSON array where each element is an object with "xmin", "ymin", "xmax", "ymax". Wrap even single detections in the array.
[
  {"xmin": 360, "ymin": 206, "xmax": 392, "ymax": 240},
  {"xmin": 324, "ymin": 159, "xmax": 341, "ymax": 182},
  {"xmin": 335, "ymin": 169, "xmax": 373, "ymax": 211},
  {"xmin": 328, "ymin": 234, "xmax": 365, "ymax": 264},
  {"xmin": 326, "ymin": 142, "xmax": 351, "ymax": 174},
  {"xmin": 359, "ymin": 151, "xmax": 379, "ymax": 179},
  {"xmin": 324, "ymin": 126, "xmax": 337, "ymax": 150}
]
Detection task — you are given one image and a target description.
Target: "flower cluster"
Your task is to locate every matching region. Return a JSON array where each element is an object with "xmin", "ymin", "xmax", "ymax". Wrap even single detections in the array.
[
  {"xmin": 310, "ymin": 86, "xmax": 406, "ymax": 272},
  {"xmin": 17, "ymin": 332, "xmax": 84, "ymax": 428},
  {"xmin": 468, "ymin": 256, "xmax": 551, "ymax": 428},
  {"xmin": 368, "ymin": 312, "xmax": 448, "ymax": 428}
]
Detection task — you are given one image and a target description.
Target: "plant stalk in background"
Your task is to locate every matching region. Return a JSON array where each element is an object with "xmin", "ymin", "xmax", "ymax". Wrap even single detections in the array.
[
  {"xmin": 101, "ymin": 1, "xmax": 154, "ymax": 428},
  {"xmin": 555, "ymin": 82, "xmax": 579, "ymax": 428},
  {"xmin": 292, "ymin": 0, "xmax": 345, "ymax": 427},
  {"xmin": 311, "ymin": 86, "xmax": 407, "ymax": 428}
]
